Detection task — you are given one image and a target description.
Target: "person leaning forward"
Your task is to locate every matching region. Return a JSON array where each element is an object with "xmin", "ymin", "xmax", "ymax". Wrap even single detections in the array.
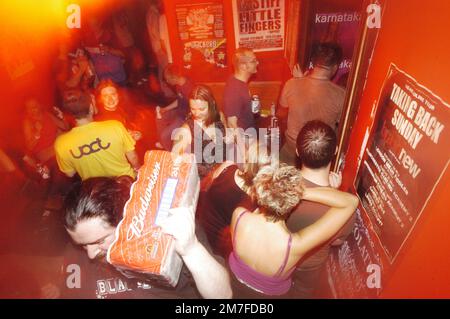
[{"xmin": 55, "ymin": 90, "xmax": 140, "ymax": 180}]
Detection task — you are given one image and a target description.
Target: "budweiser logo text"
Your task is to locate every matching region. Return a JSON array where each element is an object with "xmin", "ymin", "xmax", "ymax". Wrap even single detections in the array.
[{"xmin": 126, "ymin": 162, "xmax": 161, "ymax": 240}]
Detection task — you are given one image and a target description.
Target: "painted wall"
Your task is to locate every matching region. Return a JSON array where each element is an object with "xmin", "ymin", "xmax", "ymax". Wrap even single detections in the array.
[
  {"xmin": 341, "ymin": 0, "xmax": 450, "ymax": 297},
  {"xmin": 164, "ymin": 0, "xmax": 292, "ymax": 83}
]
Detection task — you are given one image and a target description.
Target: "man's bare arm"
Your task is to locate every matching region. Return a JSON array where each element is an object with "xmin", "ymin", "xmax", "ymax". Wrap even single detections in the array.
[{"xmin": 125, "ymin": 150, "xmax": 140, "ymax": 170}]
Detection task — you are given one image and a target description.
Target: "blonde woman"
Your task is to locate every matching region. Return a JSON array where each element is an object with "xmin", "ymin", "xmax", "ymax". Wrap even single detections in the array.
[{"xmin": 229, "ymin": 165, "xmax": 359, "ymax": 298}]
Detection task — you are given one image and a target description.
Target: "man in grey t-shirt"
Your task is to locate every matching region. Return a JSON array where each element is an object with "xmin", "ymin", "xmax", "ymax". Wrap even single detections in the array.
[{"xmin": 278, "ymin": 43, "xmax": 345, "ymax": 165}]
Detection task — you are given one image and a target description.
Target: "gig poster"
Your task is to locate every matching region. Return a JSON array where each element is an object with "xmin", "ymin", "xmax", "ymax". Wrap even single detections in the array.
[
  {"xmin": 175, "ymin": 1, "xmax": 227, "ymax": 70},
  {"xmin": 232, "ymin": 0, "xmax": 285, "ymax": 52},
  {"xmin": 327, "ymin": 209, "xmax": 383, "ymax": 298},
  {"xmin": 355, "ymin": 64, "xmax": 450, "ymax": 263}
]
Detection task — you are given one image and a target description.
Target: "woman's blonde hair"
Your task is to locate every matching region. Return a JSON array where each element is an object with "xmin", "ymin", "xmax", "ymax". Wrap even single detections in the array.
[{"xmin": 251, "ymin": 164, "xmax": 304, "ymax": 222}]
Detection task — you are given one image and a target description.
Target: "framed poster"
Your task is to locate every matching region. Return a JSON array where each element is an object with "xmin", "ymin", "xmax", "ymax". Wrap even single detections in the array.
[
  {"xmin": 354, "ymin": 64, "xmax": 450, "ymax": 262},
  {"xmin": 232, "ymin": 0, "xmax": 285, "ymax": 52},
  {"xmin": 175, "ymin": 1, "xmax": 227, "ymax": 70}
]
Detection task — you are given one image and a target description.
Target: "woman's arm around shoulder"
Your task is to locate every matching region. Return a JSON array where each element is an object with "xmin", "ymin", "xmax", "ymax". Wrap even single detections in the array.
[{"xmin": 292, "ymin": 187, "xmax": 359, "ymax": 258}]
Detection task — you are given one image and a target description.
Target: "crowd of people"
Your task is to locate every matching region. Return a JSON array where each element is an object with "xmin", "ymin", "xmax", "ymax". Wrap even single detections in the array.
[{"xmin": 0, "ymin": 1, "xmax": 359, "ymax": 300}]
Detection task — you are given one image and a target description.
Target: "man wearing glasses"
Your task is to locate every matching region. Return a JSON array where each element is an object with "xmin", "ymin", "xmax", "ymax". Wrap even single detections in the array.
[
  {"xmin": 223, "ymin": 48, "xmax": 259, "ymax": 162},
  {"xmin": 223, "ymin": 47, "xmax": 259, "ymax": 132}
]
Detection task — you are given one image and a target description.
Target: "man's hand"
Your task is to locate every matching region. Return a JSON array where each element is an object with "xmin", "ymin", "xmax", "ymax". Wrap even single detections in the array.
[
  {"xmin": 292, "ymin": 64, "xmax": 305, "ymax": 78},
  {"xmin": 53, "ymin": 106, "xmax": 65, "ymax": 120},
  {"xmin": 125, "ymin": 150, "xmax": 140, "ymax": 171},
  {"xmin": 159, "ymin": 206, "xmax": 197, "ymax": 257},
  {"xmin": 160, "ymin": 205, "xmax": 233, "ymax": 299},
  {"xmin": 128, "ymin": 130, "xmax": 142, "ymax": 141},
  {"xmin": 156, "ymin": 106, "xmax": 163, "ymax": 119},
  {"xmin": 328, "ymin": 171, "xmax": 342, "ymax": 189}
]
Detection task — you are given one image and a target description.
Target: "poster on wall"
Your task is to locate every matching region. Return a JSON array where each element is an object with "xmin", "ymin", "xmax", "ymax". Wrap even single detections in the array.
[
  {"xmin": 309, "ymin": 10, "xmax": 362, "ymax": 87},
  {"xmin": 175, "ymin": 1, "xmax": 227, "ymax": 70},
  {"xmin": 327, "ymin": 209, "xmax": 383, "ymax": 298},
  {"xmin": 232, "ymin": 0, "xmax": 285, "ymax": 52},
  {"xmin": 354, "ymin": 64, "xmax": 450, "ymax": 263}
]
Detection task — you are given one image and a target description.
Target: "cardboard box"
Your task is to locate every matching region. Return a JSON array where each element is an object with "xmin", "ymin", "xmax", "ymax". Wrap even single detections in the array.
[{"xmin": 107, "ymin": 151, "xmax": 199, "ymax": 287}]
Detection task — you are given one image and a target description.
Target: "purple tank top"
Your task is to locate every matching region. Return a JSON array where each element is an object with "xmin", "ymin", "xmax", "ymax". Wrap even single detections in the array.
[{"xmin": 228, "ymin": 211, "xmax": 295, "ymax": 296}]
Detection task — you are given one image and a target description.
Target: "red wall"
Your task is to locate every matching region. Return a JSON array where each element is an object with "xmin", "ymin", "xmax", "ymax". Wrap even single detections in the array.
[
  {"xmin": 341, "ymin": 0, "xmax": 450, "ymax": 297},
  {"xmin": 164, "ymin": 0, "xmax": 292, "ymax": 83}
]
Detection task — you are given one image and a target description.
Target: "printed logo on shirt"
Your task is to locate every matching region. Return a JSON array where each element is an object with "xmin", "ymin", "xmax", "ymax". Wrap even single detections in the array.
[
  {"xmin": 95, "ymin": 277, "xmax": 132, "ymax": 299},
  {"xmin": 70, "ymin": 138, "xmax": 111, "ymax": 159}
]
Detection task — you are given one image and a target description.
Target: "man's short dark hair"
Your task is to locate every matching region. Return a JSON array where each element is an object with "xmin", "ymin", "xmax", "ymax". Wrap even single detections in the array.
[
  {"xmin": 62, "ymin": 90, "xmax": 92, "ymax": 119},
  {"xmin": 64, "ymin": 176, "xmax": 133, "ymax": 231},
  {"xmin": 296, "ymin": 120, "xmax": 337, "ymax": 169},
  {"xmin": 311, "ymin": 42, "xmax": 343, "ymax": 68}
]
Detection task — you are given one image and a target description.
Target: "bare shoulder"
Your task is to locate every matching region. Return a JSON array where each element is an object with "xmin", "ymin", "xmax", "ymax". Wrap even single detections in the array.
[{"xmin": 231, "ymin": 206, "xmax": 249, "ymax": 226}]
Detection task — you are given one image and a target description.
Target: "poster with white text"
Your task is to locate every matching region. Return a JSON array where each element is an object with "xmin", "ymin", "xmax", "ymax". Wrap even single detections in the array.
[
  {"xmin": 232, "ymin": 0, "xmax": 285, "ymax": 52},
  {"xmin": 354, "ymin": 64, "xmax": 450, "ymax": 262},
  {"xmin": 327, "ymin": 209, "xmax": 383, "ymax": 298}
]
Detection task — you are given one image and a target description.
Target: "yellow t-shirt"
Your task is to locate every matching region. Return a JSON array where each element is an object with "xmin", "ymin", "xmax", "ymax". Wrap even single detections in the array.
[{"xmin": 55, "ymin": 120, "xmax": 136, "ymax": 180}]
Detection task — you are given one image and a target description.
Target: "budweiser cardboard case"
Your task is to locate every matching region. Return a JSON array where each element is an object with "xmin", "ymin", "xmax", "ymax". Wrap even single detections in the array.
[{"xmin": 107, "ymin": 151, "xmax": 199, "ymax": 287}]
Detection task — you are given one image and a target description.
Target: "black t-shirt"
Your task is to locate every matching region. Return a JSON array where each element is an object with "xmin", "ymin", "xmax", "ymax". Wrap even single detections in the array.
[
  {"xmin": 208, "ymin": 164, "xmax": 256, "ymax": 226},
  {"xmin": 199, "ymin": 164, "xmax": 257, "ymax": 257},
  {"xmin": 61, "ymin": 244, "xmax": 200, "ymax": 299}
]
